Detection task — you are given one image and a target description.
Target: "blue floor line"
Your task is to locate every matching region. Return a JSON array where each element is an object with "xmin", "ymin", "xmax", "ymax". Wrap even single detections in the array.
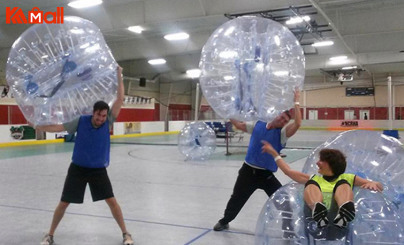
[
  {"xmin": 0, "ymin": 203, "xmax": 253, "ymax": 236},
  {"xmin": 184, "ymin": 229, "xmax": 211, "ymax": 244}
]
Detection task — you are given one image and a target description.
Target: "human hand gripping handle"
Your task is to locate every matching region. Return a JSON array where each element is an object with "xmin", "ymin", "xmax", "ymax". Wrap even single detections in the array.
[{"xmin": 361, "ymin": 181, "xmax": 383, "ymax": 192}]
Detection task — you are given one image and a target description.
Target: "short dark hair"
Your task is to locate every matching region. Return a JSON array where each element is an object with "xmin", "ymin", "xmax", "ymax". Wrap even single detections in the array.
[
  {"xmin": 93, "ymin": 101, "xmax": 109, "ymax": 112},
  {"xmin": 283, "ymin": 110, "xmax": 291, "ymax": 119},
  {"xmin": 319, "ymin": 149, "xmax": 346, "ymax": 176}
]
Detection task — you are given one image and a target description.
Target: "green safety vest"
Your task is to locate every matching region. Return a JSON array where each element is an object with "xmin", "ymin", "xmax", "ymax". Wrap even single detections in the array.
[{"xmin": 311, "ymin": 173, "xmax": 355, "ymax": 209}]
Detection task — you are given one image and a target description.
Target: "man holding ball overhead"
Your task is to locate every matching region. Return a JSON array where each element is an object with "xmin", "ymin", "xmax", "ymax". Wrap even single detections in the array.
[
  {"xmin": 213, "ymin": 89, "xmax": 301, "ymax": 232},
  {"xmin": 33, "ymin": 66, "xmax": 134, "ymax": 245}
]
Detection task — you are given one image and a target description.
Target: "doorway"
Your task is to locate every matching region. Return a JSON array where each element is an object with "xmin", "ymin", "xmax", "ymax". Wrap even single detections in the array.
[
  {"xmin": 344, "ymin": 110, "xmax": 355, "ymax": 120},
  {"xmin": 359, "ymin": 110, "xmax": 370, "ymax": 120},
  {"xmin": 308, "ymin": 110, "xmax": 318, "ymax": 120}
]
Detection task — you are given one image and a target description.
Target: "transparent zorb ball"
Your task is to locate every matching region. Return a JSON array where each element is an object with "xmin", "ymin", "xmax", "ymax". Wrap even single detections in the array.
[
  {"xmin": 256, "ymin": 130, "xmax": 404, "ymax": 244},
  {"xmin": 6, "ymin": 16, "xmax": 118, "ymax": 125},
  {"xmin": 199, "ymin": 16, "xmax": 305, "ymax": 122},
  {"xmin": 178, "ymin": 121, "xmax": 216, "ymax": 161},
  {"xmin": 255, "ymin": 183, "xmax": 404, "ymax": 244}
]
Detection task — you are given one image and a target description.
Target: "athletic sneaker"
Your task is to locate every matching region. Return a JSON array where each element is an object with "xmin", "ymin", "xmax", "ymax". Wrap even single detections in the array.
[
  {"xmin": 123, "ymin": 232, "xmax": 134, "ymax": 245},
  {"xmin": 333, "ymin": 201, "xmax": 355, "ymax": 228},
  {"xmin": 312, "ymin": 202, "xmax": 329, "ymax": 229},
  {"xmin": 40, "ymin": 233, "xmax": 54, "ymax": 245}
]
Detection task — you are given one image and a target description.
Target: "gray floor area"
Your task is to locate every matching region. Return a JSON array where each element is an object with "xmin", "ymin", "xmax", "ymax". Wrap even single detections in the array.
[{"xmin": 0, "ymin": 130, "xmax": 400, "ymax": 244}]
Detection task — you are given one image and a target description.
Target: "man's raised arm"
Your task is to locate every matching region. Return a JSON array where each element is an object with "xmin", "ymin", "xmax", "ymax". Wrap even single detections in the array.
[
  {"xmin": 285, "ymin": 89, "xmax": 302, "ymax": 137},
  {"xmin": 111, "ymin": 66, "xmax": 124, "ymax": 119}
]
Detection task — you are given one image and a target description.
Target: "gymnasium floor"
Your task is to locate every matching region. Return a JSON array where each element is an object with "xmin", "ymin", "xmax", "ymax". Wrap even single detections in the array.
[{"xmin": 0, "ymin": 130, "xmax": 399, "ymax": 245}]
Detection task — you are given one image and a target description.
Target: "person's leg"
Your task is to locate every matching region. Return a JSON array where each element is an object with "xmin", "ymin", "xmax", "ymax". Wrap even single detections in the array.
[
  {"xmin": 214, "ymin": 163, "xmax": 258, "ymax": 230},
  {"xmin": 304, "ymin": 180, "xmax": 328, "ymax": 228},
  {"xmin": 333, "ymin": 180, "xmax": 355, "ymax": 228},
  {"xmin": 260, "ymin": 171, "xmax": 282, "ymax": 197},
  {"xmin": 89, "ymin": 168, "xmax": 133, "ymax": 244},
  {"xmin": 334, "ymin": 181, "xmax": 353, "ymax": 206},
  {"xmin": 44, "ymin": 163, "xmax": 86, "ymax": 239},
  {"xmin": 304, "ymin": 181, "xmax": 323, "ymax": 209},
  {"xmin": 48, "ymin": 201, "xmax": 70, "ymax": 235},
  {"xmin": 41, "ymin": 201, "xmax": 70, "ymax": 245},
  {"xmin": 105, "ymin": 197, "xmax": 129, "ymax": 233}
]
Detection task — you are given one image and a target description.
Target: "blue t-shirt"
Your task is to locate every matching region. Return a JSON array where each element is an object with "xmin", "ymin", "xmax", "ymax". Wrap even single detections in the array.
[{"xmin": 245, "ymin": 121, "xmax": 284, "ymax": 171}]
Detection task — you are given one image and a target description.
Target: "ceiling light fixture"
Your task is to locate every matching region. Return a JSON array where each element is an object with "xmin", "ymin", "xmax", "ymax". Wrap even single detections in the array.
[
  {"xmin": 285, "ymin": 15, "xmax": 310, "ymax": 25},
  {"xmin": 312, "ymin": 40, "xmax": 334, "ymax": 47},
  {"xmin": 341, "ymin": 66, "xmax": 357, "ymax": 70},
  {"xmin": 68, "ymin": 0, "xmax": 103, "ymax": 9},
  {"xmin": 148, "ymin": 59, "xmax": 166, "ymax": 65},
  {"xmin": 128, "ymin": 26, "xmax": 143, "ymax": 34},
  {"xmin": 186, "ymin": 69, "xmax": 201, "ymax": 78},
  {"xmin": 164, "ymin": 32, "xmax": 189, "ymax": 41},
  {"xmin": 329, "ymin": 56, "xmax": 347, "ymax": 61}
]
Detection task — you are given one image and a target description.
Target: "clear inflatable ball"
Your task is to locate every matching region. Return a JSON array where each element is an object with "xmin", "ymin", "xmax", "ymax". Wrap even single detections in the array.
[
  {"xmin": 178, "ymin": 121, "xmax": 216, "ymax": 161},
  {"xmin": 302, "ymin": 130, "xmax": 404, "ymax": 205},
  {"xmin": 6, "ymin": 16, "xmax": 118, "ymax": 125},
  {"xmin": 199, "ymin": 16, "xmax": 305, "ymax": 122},
  {"xmin": 255, "ymin": 183, "xmax": 404, "ymax": 245},
  {"xmin": 255, "ymin": 130, "xmax": 404, "ymax": 244}
]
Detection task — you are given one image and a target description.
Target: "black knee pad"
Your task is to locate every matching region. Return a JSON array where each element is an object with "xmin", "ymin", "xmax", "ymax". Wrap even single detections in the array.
[
  {"xmin": 305, "ymin": 179, "xmax": 321, "ymax": 191},
  {"xmin": 333, "ymin": 179, "xmax": 351, "ymax": 194}
]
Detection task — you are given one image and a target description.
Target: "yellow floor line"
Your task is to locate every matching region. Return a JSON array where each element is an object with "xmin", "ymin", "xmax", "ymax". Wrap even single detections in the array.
[
  {"xmin": 0, "ymin": 139, "xmax": 64, "ymax": 148},
  {"xmin": 111, "ymin": 131, "xmax": 180, "ymax": 138}
]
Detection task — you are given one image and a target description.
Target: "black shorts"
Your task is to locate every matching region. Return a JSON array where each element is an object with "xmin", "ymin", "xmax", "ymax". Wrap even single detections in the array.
[{"xmin": 61, "ymin": 163, "xmax": 114, "ymax": 203}]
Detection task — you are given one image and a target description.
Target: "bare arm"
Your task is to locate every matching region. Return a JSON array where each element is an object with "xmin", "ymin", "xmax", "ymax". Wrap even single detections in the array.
[
  {"xmin": 285, "ymin": 89, "xmax": 302, "ymax": 137},
  {"xmin": 111, "ymin": 66, "xmax": 124, "ymax": 119},
  {"xmin": 354, "ymin": 176, "xmax": 383, "ymax": 192},
  {"xmin": 229, "ymin": 119, "xmax": 247, "ymax": 132},
  {"xmin": 31, "ymin": 123, "xmax": 66, "ymax": 132},
  {"xmin": 261, "ymin": 140, "xmax": 310, "ymax": 184}
]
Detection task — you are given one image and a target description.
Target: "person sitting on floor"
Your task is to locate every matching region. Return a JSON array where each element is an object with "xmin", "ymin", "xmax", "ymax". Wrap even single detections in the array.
[{"xmin": 261, "ymin": 141, "xmax": 383, "ymax": 233}]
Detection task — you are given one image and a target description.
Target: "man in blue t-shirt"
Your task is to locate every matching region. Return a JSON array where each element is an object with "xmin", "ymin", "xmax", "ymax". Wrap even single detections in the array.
[
  {"xmin": 32, "ymin": 67, "xmax": 134, "ymax": 245},
  {"xmin": 213, "ymin": 90, "xmax": 301, "ymax": 232}
]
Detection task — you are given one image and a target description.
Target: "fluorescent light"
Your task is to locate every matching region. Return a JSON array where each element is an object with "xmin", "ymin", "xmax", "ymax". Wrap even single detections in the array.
[
  {"xmin": 148, "ymin": 59, "xmax": 166, "ymax": 65},
  {"xmin": 286, "ymin": 15, "xmax": 310, "ymax": 25},
  {"xmin": 223, "ymin": 75, "xmax": 235, "ymax": 81},
  {"xmin": 186, "ymin": 69, "xmax": 201, "ymax": 78},
  {"xmin": 128, "ymin": 26, "xmax": 143, "ymax": 34},
  {"xmin": 219, "ymin": 51, "xmax": 238, "ymax": 59},
  {"xmin": 342, "ymin": 66, "xmax": 357, "ymax": 70},
  {"xmin": 164, "ymin": 32, "xmax": 189, "ymax": 41},
  {"xmin": 68, "ymin": 0, "xmax": 103, "ymax": 9},
  {"xmin": 312, "ymin": 40, "xmax": 334, "ymax": 47},
  {"xmin": 273, "ymin": 71, "xmax": 289, "ymax": 76},
  {"xmin": 329, "ymin": 56, "xmax": 347, "ymax": 61}
]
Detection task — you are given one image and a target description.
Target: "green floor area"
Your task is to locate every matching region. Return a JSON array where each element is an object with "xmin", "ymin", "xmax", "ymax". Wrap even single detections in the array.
[
  {"xmin": 0, "ymin": 143, "xmax": 74, "ymax": 160},
  {"xmin": 111, "ymin": 134, "xmax": 179, "ymax": 145}
]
